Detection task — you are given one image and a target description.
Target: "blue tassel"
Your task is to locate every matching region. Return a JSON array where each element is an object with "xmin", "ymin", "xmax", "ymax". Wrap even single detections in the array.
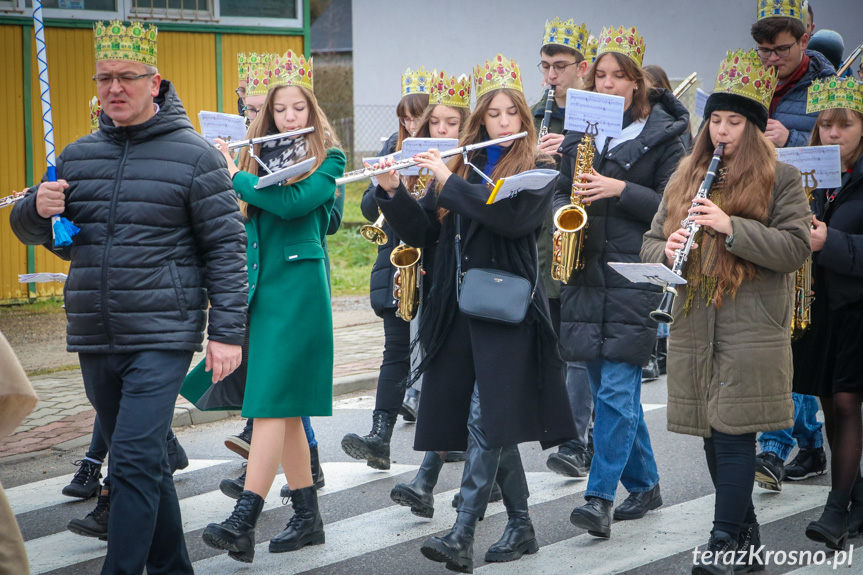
[{"xmin": 53, "ymin": 217, "xmax": 80, "ymax": 247}]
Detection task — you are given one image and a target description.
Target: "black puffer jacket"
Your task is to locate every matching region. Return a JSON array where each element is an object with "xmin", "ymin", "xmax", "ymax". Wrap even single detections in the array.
[
  {"xmin": 361, "ymin": 131, "xmax": 401, "ymax": 315},
  {"xmin": 554, "ymin": 89, "xmax": 688, "ymax": 365},
  {"xmin": 10, "ymin": 81, "xmax": 248, "ymax": 353}
]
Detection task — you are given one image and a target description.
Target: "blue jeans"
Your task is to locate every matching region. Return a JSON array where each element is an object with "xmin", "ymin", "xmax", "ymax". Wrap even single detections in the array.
[
  {"xmin": 584, "ymin": 359, "xmax": 660, "ymax": 501},
  {"xmin": 80, "ymin": 350, "xmax": 194, "ymax": 575},
  {"xmin": 758, "ymin": 393, "xmax": 823, "ymax": 460}
]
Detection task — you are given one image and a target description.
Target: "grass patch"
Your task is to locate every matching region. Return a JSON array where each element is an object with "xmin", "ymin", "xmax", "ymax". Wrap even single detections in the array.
[
  {"xmin": 342, "ymin": 180, "xmax": 369, "ymax": 224},
  {"xmin": 329, "ymin": 225, "xmax": 376, "ymax": 296},
  {"xmin": 0, "ymin": 298, "xmax": 65, "ymax": 315},
  {"xmin": 26, "ymin": 364, "xmax": 80, "ymax": 377}
]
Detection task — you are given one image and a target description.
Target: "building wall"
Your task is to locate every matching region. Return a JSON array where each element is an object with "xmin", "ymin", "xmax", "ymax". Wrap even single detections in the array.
[
  {"xmin": 352, "ymin": 0, "xmax": 863, "ymax": 153},
  {"xmin": 0, "ymin": 22, "xmax": 305, "ymax": 303}
]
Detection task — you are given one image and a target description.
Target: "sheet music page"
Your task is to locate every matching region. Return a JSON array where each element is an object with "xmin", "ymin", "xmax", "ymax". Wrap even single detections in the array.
[
  {"xmin": 18, "ymin": 273, "xmax": 67, "ymax": 284},
  {"xmin": 608, "ymin": 262, "xmax": 687, "ymax": 286},
  {"xmin": 399, "ymin": 138, "xmax": 459, "ymax": 176},
  {"xmin": 255, "ymin": 157, "xmax": 317, "ymax": 189},
  {"xmin": 694, "ymin": 88, "xmax": 709, "ymax": 118},
  {"xmin": 564, "ymin": 89, "xmax": 625, "ymax": 137},
  {"xmin": 775, "ymin": 145, "xmax": 842, "ymax": 188},
  {"xmin": 487, "ymin": 169, "xmax": 559, "ymax": 204},
  {"xmin": 198, "ymin": 111, "xmax": 248, "ymax": 144}
]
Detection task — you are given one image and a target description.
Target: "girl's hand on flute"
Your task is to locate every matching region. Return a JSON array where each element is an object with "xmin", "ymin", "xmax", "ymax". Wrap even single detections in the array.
[
  {"xmin": 665, "ymin": 228, "xmax": 697, "ymax": 266},
  {"xmin": 214, "ymin": 139, "xmax": 240, "ymax": 177},
  {"xmin": 414, "ymin": 149, "xmax": 452, "ymax": 186},
  {"xmin": 373, "ymin": 155, "xmax": 400, "ymax": 196}
]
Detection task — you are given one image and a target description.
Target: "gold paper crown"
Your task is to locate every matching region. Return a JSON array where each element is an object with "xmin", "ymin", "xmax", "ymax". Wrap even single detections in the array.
[
  {"xmin": 237, "ymin": 53, "xmax": 248, "ymax": 81},
  {"xmin": 430, "ymin": 71, "xmax": 471, "ymax": 109},
  {"xmin": 401, "ymin": 67, "xmax": 434, "ymax": 97},
  {"xmin": 89, "ymin": 97, "xmax": 101, "ymax": 132},
  {"xmin": 542, "ymin": 18, "xmax": 591, "ymax": 57},
  {"xmin": 596, "ymin": 25, "xmax": 645, "ymax": 67},
  {"xmin": 585, "ymin": 36, "xmax": 599, "ymax": 65},
  {"xmin": 714, "ymin": 50, "xmax": 777, "ymax": 111},
  {"xmin": 473, "ymin": 54, "xmax": 523, "ymax": 100},
  {"xmin": 245, "ymin": 52, "xmax": 271, "ymax": 97},
  {"xmin": 270, "ymin": 50, "xmax": 314, "ymax": 92},
  {"xmin": 93, "ymin": 21, "xmax": 157, "ymax": 67},
  {"xmin": 757, "ymin": 0, "xmax": 808, "ymax": 23},
  {"xmin": 807, "ymin": 76, "xmax": 863, "ymax": 115}
]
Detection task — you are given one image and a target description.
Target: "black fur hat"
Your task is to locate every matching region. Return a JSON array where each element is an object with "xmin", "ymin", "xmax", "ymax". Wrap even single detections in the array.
[{"xmin": 703, "ymin": 92, "xmax": 769, "ymax": 132}]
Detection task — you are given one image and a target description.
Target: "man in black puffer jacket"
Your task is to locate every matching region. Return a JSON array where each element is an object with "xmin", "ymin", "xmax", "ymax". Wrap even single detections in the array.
[{"xmin": 10, "ymin": 21, "xmax": 246, "ymax": 575}]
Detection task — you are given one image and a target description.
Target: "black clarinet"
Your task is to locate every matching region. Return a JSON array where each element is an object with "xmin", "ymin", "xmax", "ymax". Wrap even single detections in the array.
[
  {"xmin": 537, "ymin": 86, "xmax": 555, "ymax": 145},
  {"xmin": 650, "ymin": 143, "xmax": 725, "ymax": 324}
]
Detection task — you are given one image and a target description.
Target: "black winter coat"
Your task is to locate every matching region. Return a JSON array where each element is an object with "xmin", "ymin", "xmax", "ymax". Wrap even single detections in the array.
[
  {"xmin": 375, "ymin": 149, "xmax": 576, "ymax": 451},
  {"xmin": 10, "ymin": 81, "xmax": 248, "ymax": 353},
  {"xmin": 362, "ymin": 131, "xmax": 401, "ymax": 315},
  {"xmin": 812, "ymin": 154, "xmax": 863, "ymax": 310},
  {"xmin": 554, "ymin": 89, "xmax": 688, "ymax": 365}
]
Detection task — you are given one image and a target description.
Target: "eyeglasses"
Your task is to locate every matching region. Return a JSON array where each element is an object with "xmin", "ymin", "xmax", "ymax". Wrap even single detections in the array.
[
  {"xmin": 242, "ymin": 106, "xmax": 260, "ymax": 119},
  {"xmin": 537, "ymin": 61, "xmax": 578, "ymax": 74},
  {"xmin": 755, "ymin": 41, "xmax": 798, "ymax": 59},
  {"xmin": 235, "ymin": 87, "xmax": 246, "ymax": 98},
  {"xmin": 399, "ymin": 116, "xmax": 419, "ymax": 127},
  {"xmin": 92, "ymin": 73, "xmax": 155, "ymax": 87}
]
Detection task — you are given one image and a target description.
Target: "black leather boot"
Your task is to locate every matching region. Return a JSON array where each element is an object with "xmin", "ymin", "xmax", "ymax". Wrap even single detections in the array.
[
  {"xmin": 340, "ymin": 410, "xmax": 397, "ymax": 470},
  {"xmin": 400, "ymin": 386, "xmax": 420, "ymax": 422},
  {"xmin": 310, "ymin": 444, "xmax": 325, "ymax": 490},
  {"xmin": 166, "ymin": 432, "xmax": 189, "ymax": 473},
  {"xmin": 451, "ymin": 481, "xmax": 503, "ymax": 514},
  {"xmin": 202, "ymin": 490, "xmax": 265, "ymax": 563},
  {"xmin": 67, "ymin": 486, "xmax": 110, "ymax": 540},
  {"xmin": 570, "ymin": 496, "xmax": 613, "ymax": 538},
  {"xmin": 806, "ymin": 490, "xmax": 850, "ymax": 550},
  {"xmin": 421, "ymin": 512, "xmax": 477, "ymax": 573},
  {"xmin": 735, "ymin": 522, "xmax": 765, "ymax": 573},
  {"xmin": 485, "ymin": 446, "xmax": 538, "ymax": 562},
  {"xmin": 656, "ymin": 337, "xmax": 667, "ymax": 375},
  {"xmin": 269, "ymin": 485, "xmax": 325, "ymax": 552},
  {"xmin": 692, "ymin": 530, "xmax": 737, "ymax": 575},
  {"xmin": 849, "ymin": 482, "xmax": 863, "ymax": 537},
  {"xmin": 613, "ymin": 484, "xmax": 663, "ymax": 520},
  {"xmin": 391, "ymin": 451, "xmax": 444, "ymax": 518},
  {"xmin": 219, "ymin": 467, "xmax": 247, "ymax": 500},
  {"xmin": 62, "ymin": 459, "xmax": 102, "ymax": 499}
]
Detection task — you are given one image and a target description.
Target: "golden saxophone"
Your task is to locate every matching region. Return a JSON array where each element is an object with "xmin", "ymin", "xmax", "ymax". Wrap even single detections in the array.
[
  {"xmin": 550, "ymin": 122, "xmax": 597, "ymax": 283},
  {"xmin": 388, "ymin": 169, "xmax": 433, "ymax": 321},
  {"xmin": 792, "ymin": 169, "xmax": 818, "ymax": 340}
]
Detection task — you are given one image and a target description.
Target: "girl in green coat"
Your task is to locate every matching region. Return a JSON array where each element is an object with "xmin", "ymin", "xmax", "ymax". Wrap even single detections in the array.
[{"xmin": 200, "ymin": 51, "xmax": 345, "ymax": 564}]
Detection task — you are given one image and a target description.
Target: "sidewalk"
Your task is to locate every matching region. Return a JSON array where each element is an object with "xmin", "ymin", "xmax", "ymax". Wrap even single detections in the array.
[{"xmin": 0, "ymin": 304, "xmax": 384, "ymax": 460}]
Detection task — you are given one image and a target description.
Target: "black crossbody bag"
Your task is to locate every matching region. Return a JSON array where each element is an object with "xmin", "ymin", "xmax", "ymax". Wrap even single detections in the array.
[{"xmin": 454, "ymin": 214, "xmax": 537, "ymax": 325}]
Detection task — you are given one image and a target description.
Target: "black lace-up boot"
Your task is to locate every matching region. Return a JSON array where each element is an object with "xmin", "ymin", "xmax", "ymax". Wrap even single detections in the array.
[{"xmin": 202, "ymin": 490, "xmax": 265, "ymax": 563}]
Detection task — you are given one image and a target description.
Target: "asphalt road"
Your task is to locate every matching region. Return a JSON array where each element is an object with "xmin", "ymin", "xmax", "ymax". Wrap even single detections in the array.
[{"xmin": 2, "ymin": 377, "xmax": 852, "ymax": 575}]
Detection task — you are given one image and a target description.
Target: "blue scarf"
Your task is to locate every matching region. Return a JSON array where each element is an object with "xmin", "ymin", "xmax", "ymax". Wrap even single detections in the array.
[{"xmin": 483, "ymin": 144, "xmax": 505, "ymax": 177}]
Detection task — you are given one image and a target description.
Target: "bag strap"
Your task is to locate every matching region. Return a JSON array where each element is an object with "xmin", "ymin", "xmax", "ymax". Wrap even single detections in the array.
[{"xmin": 455, "ymin": 213, "xmax": 539, "ymax": 302}]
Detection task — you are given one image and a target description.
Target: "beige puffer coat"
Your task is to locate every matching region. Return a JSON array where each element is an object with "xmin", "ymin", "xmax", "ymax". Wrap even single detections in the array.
[{"xmin": 641, "ymin": 161, "xmax": 811, "ymax": 437}]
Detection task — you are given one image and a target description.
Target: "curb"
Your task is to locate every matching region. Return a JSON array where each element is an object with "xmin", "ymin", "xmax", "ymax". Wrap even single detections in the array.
[{"xmin": 169, "ymin": 370, "xmax": 379, "ymax": 428}]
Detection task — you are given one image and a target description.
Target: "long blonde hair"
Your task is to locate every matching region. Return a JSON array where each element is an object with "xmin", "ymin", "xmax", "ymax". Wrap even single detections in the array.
[
  {"xmin": 237, "ymin": 85, "xmax": 341, "ymax": 217},
  {"xmin": 662, "ymin": 119, "xmax": 775, "ymax": 307}
]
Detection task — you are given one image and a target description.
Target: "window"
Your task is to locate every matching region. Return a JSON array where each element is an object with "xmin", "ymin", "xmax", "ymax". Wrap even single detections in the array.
[
  {"xmin": 20, "ymin": 0, "xmax": 120, "ymax": 19},
  {"xmin": 25, "ymin": 0, "xmax": 117, "ymax": 9},
  {"xmin": 220, "ymin": 0, "xmax": 296, "ymax": 19},
  {"xmin": 128, "ymin": 0, "xmax": 213, "ymax": 20}
]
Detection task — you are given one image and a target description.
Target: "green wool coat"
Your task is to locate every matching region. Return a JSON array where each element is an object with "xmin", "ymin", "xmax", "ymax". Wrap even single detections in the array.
[
  {"xmin": 640, "ymin": 161, "xmax": 811, "ymax": 437},
  {"xmin": 182, "ymin": 148, "xmax": 346, "ymax": 418}
]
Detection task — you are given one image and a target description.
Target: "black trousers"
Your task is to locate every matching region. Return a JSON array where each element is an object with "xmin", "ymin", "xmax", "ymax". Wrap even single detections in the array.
[
  {"xmin": 79, "ymin": 350, "xmax": 194, "ymax": 575},
  {"xmin": 374, "ymin": 308, "xmax": 412, "ymax": 415},
  {"xmin": 703, "ymin": 429, "xmax": 757, "ymax": 539}
]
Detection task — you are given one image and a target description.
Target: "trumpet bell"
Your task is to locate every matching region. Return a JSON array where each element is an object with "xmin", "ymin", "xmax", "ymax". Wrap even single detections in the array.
[{"xmin": 360, "ymin": 224, "xmax": 388, "ymax": 245}]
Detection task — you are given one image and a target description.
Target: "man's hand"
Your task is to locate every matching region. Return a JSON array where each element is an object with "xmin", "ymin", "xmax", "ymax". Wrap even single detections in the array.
[
  {"xmin": 538, "ymin": 133, "xmax": 565, "ymax": 156},
  {"xmin": 765, "ymin": 119, "xmax": 790, "ymax": 147},
  {"xmin": 205, "ymin": 340, "xmax": 242, "ymax": 384},
  {"xmin": 35, "ymin": 180, "xmax": 70, "ymax": 219}
]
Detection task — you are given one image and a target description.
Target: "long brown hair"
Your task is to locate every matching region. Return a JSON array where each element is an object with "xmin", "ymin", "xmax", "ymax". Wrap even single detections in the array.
[
  {"xmin": 438, "ymin": 88, "xmax": 545, "ymax": 220},
  {"xmin": 237, "ymin": 85, "xmax": 341, "ymax": 217},
  {"xmin": 583, "ymin": 52, "xmax": 651, "ymax": 121},
  {"xmin": 662, "ymin": 118, "xmax": 776, "ymax": 307},
  {"xmin": 396, "ymin": 93, "xmax": 430, "ymax": 151},
  {"xmin": 809, "ymin": 108, "xmax": 863, "ymax": 168}
]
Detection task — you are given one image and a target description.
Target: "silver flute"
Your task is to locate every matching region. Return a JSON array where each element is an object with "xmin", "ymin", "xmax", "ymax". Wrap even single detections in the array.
[
  {"xmin": 226, "ymin": 126, "xmax": 315, "ymax": 150},
  {"xmin": 650, "ymin": 143, "xmax": 725, "ymax": 324},
  {"xmin": 336, "ymin": 131, "xmax": 528, "ymax": 185},
  {"xmin": 0, "ymin": 191, "xmax": 26, "ymax": 209}
]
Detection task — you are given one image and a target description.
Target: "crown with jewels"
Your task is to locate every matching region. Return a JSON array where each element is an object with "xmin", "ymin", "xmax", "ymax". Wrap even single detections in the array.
[
  {"xmin": 93, "ymin": 21, "xmax": 157, "ymax": 67},
  {"xmin": 714, "ymin": 49, "xmax": 777, "ymax": 111},
  {"xmin": 402, "ymin": 66, "xmax": 434, "ymax": 97},
  {"xmin": 596, "ymin": 25, "xmax": 645, "ymax": 67},
  {"xmin": 270, "ymin": 50, "xmax": 314, "ymax": 92},
  {"xmin": 237, "ymin": 53, "xmax": 248, "ymax": 81},
  {"xmin": 89, "ymin": 97, "xmax": 101, "ymax": 132},
  {"xmin": 584, "ymin": 36, "xmax": 599, "ymax": 65},
  {"xmin": 245, "ymin": 52, "xmax": 271, "ymax": 97},
  {"xmin": 542, "ymin": 18, "xmax": 591, "ymax": 58},
  {"xmin": 473, "ymin": 54, "xmax": 523, "ymax": 99},
  {"xmin": 430, "ymin": 71, "xmax": 471, "ymax": 109},
  {"xmin": 757, "ymin": 0, "xmax": 808, "ymax": 23},
  {"xmin": 807, "ymin": 76, "xmax": 863, "ymax": 115}
]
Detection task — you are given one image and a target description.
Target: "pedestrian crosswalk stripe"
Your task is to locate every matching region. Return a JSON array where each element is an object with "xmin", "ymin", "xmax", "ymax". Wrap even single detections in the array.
[
  {"xmin": 473, "ymin": 483, "xmax": 829, "ymax": 575},
  {"xmin": 6, "ymin": 459, "xmax": 229, "ymax": 516},
  {"xmin": 643, "ymin": 403, "xmax": 667, "ymax": 412},
  {"xmin": 24, "ymin": 462, "xmax": 417, "ymax": 575},
  {"xmin": 192, "ymin": 471, "xmax": 585, "ymax": 574}
]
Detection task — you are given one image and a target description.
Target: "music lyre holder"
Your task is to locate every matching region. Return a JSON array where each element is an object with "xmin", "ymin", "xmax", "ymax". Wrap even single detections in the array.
[{"xmin": 227, "ymin": 127, "xmax": 315, "ymax": 187}]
